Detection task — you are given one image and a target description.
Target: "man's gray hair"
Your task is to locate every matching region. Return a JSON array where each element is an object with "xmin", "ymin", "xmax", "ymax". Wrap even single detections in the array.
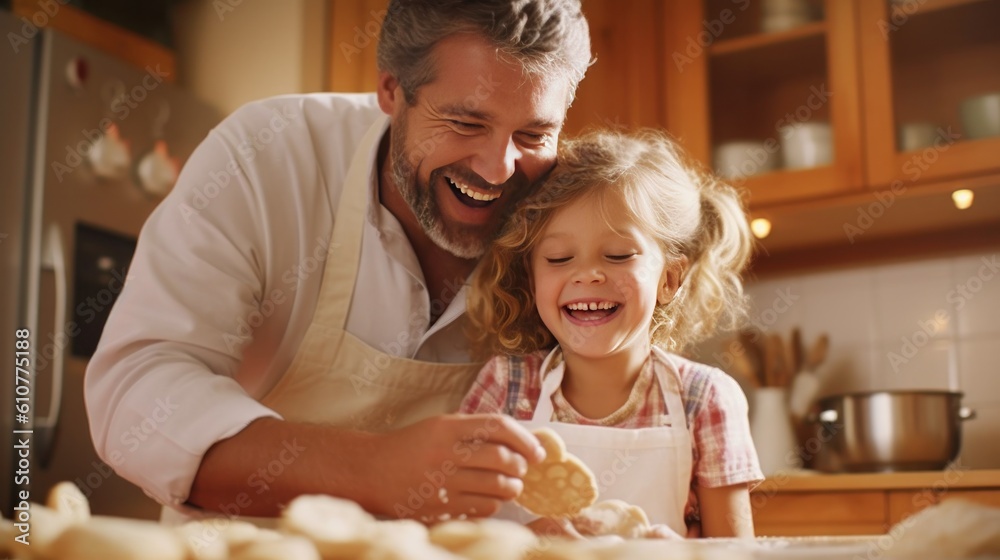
[{"xmin": 377, "ymin": 0, "xmax": 592, "ymax": 105}]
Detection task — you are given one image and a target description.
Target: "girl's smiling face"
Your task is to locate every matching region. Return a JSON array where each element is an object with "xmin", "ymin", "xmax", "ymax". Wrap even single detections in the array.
[{"xmin": 530, "ymin": 192, "xmax": 673, "ymax": 362}]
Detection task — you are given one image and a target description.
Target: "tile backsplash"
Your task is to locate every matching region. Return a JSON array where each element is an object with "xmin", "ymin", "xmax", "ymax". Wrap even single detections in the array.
[{"xmin": 694, "ymin": 246, "xmax": 1000, "ymax": 469}]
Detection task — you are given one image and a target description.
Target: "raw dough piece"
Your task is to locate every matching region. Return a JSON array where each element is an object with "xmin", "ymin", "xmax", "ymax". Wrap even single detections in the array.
[
  {"xmin": 516, "ymin": 428, "xmax": 598, "ymax": 517},
  {"xmin": 884, "ymin": 498, "xmax": 1000, "ymax": 559},
  {"xmin": 228, "ymin": 535, "xmax": 320, "ymax": 560},
  {"xmin": 45, "ymin": 481, "xmax": 91, "ymax": 523},
  {"xmin": 570, "ymin": 499, "xmax": 650, "ymax": 539},
  {"xmin": 280, "ymin": 494, "xmax": 377, "ymax": 559},
  {"xmin": 48, "ymin": 515, "xmax": 186, "ymax": 560}
]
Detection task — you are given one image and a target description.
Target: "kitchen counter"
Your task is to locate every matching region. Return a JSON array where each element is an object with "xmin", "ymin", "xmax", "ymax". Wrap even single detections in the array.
[
  {"xmin": 749, "ymin": 469, "xmax": 1000, "ymax": 537},
  {"xmin": 753, "ymin": 468, "xmax": 1000, "ymax": 493}
]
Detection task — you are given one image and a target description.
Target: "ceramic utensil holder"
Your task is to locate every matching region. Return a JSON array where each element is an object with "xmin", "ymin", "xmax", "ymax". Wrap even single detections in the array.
[{"xmin": 750, "ymin": 387, "xmax": 803, "ymax": 476}]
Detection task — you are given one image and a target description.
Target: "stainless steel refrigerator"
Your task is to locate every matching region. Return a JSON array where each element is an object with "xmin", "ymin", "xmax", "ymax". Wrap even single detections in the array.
[{"xmin": 1, "ymin": 9, "xmax": 222, "ymax": 519}]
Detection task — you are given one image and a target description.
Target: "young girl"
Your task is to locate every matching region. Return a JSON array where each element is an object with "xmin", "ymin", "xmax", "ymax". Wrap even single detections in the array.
[{"xmin": 459, "ymin": 129, "xmax": 763, "ymax": 539}]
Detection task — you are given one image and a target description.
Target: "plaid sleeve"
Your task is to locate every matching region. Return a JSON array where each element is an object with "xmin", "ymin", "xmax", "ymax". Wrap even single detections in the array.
[
  {"xmin": 458, "ymin": 355, "xmax": 511, "ymax": 414},
  {"xmin": 690, "ymin": 369, "xmax": 764, "ymax": 488}
]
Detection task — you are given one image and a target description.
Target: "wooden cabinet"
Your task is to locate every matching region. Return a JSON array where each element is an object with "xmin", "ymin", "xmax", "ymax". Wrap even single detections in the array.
[
  {"xmin": 326, "ymin": 0, "xmax": 668, "ymax": 134},
  {"xmin": 327, "ymin": 0, "xmax": 387, "ymax": 93},
  {"xmin": 665, "ymin": 0, "xmax": 866, "ymax": 208},
  {"xmin": 562, "ymin": 0, "xmax": 667, "ymax": 134},
  {"xmin": 859, "ymin": 0, "xmax": 1000, "ymax": 189},
  {"xmin": 750, "ymin": 471, "xmax": 1000, "ymax": 537},
  {"xmin": 752, "ymin": 490, "xmax": 888, "ymax": 536},
  {"xmin": 887, "ymin": 488, "xmax": 1000, "ymax": 525},
  {"xmin": 326, "ymin": 1, "xmax": 1000, "ymax": 268},
  {"xmin": 664, "ymin": 0, "xmax": 1000, "ymax": 269}
]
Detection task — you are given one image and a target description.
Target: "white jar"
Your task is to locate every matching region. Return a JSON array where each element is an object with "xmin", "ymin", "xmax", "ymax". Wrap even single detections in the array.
[
  {"xmin": 779, "ymin": 122, "xmax": 833, "ymax": 169},
  {"xmin": 750, "ymin": 387, "xmax": 803, "ymax": 476}
]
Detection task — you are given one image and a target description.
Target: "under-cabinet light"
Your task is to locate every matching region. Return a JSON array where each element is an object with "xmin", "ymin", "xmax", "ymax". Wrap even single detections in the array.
[
  {"xmin": 750, "ymin": 218, "xmax": 772, "ymax": 239},
  {"xmin": 951, "ymin": 189, "xmax": 974, "ymax": 210}
]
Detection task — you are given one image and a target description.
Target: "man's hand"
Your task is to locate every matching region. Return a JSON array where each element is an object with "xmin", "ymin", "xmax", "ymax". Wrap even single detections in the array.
[{"xmin": 368, "ymin": 414, "xmax": 546, "ymax": 521}]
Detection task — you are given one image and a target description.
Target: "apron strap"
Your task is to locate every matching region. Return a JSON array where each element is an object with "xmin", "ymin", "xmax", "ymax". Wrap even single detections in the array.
[
  {"xmin": 531, "ymin": 346, "xmax": 689, "ymax": 433},
  {"xmin": 308, "ymin": 116, "xmax": 389, "ymax": 329}
]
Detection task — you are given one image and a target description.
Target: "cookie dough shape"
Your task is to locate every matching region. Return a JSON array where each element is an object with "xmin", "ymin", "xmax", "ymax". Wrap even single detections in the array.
[
  {"xmin": 515, "ymin": 428, "xmax": 598, "ymax": 518},
  {"xmin": 431, "ymin": 518, "xmax": 536, "ymax": 560},
  {"xmin": 571, "ymin": 499, "xmax": 650, "ymax": 539},
  {"xmin": 48, "ymin": 515, "xmax": 187, "ymax": 560},
  {"xmin": 280, "ymin": 494, "xmax": 377, "ymax": 559},
  {"xmin": 46, "ymin": 481, "xmax": 91, "ymax": 523}
]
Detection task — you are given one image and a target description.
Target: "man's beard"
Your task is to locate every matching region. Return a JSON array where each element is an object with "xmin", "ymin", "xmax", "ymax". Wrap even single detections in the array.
[{"xmin": 388, "ymin": 117, "xmax": 526, "ymax": 260}]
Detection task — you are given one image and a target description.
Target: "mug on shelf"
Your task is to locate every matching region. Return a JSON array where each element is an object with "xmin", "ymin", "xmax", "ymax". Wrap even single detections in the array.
[
  {"xmin": 960, "ymin": 92, "xmax": 1000, "ymax": 140},
  {"xmin": 778, "ymin": 121, "xmax": 833, "ymax": 169},
  {"xmin": 712, "ymin": 141, "xmax": 779, "ymax": 180},
  {"xmin": 897, "ymin": 122, "xmax": 942, "ymax": 152}
]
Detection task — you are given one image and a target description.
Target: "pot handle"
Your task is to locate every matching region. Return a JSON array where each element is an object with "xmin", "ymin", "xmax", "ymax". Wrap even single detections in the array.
[{"xmin": 959, "ymin": 406, "xmax": 977, "ymax": 421}]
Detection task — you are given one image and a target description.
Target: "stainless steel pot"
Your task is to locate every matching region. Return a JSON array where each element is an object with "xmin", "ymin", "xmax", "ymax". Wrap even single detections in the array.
[{"xmin": 812, "ymin": 391, "xmax": 976, "ymax": 473}]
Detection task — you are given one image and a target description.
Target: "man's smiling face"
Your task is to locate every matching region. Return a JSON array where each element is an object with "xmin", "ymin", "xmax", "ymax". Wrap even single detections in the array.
[{"xmin": 378, "ymin": 33, "xmax": 570, "ymax": 259}]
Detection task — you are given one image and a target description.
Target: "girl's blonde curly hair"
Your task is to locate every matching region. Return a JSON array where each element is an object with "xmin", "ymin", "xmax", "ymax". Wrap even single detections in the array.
[{"xmin": 467, "ymin": 128, "xmax": 754, "ymax": 359}]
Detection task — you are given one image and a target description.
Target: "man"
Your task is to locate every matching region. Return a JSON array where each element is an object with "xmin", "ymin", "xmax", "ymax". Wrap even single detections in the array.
[{"xmin": 85, "ymin": 0, "xmax": 592, "ymax": 523}]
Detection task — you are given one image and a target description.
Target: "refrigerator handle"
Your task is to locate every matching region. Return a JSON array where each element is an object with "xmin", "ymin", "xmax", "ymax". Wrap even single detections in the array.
[{"xmin": 37, "ymin": 223, "xmax": 66, "ymax": 468}]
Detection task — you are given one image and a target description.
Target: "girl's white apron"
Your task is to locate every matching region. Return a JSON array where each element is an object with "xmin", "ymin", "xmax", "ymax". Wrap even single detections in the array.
[{"xmin": 504, "ymin": 347, "xmax": 692, "ymax": 536}]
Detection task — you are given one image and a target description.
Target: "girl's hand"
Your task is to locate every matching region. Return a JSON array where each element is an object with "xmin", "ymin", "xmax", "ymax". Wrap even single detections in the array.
[
  {"xmin": 643, "ymin": 523, "xmax": 686, "ymax": 540},
  {"xmin": 527, "ymin": 517, "xmax": 585, "ymax": 539}
]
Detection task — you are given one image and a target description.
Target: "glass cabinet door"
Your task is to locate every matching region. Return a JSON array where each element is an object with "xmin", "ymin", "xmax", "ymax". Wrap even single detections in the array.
[
  {"xmin": 666, "ymin": 0, "xmax": 865, "ymax": 208},
  {"xmin": 859, "ymin": 0, "xmax": 1000, "ymax": 188}
]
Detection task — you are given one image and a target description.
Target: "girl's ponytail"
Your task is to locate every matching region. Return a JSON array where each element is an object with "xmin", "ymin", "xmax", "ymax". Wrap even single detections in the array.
[{"xmin": 665, "ymin": 176, "xmax": 754, "ymax": 351}]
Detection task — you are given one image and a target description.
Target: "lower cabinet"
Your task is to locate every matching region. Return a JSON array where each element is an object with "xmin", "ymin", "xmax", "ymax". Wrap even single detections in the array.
[
  {"xmin": 751, "ymin": 487, "xmax": 1000, "ymax": 536},
  {"xmin": 886, "ymin": 489, "xmax": 1000, "ymax": 526}
]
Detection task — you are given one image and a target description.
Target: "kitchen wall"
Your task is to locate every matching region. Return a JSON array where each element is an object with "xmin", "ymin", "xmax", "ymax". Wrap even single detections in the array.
[
  {"xmin": 172, "ymin": 0, "xmax": 328, "ymax": 114},
  {"xmin": 697, "ymin": 244, "xmax": 1000, "ymax": 469}
]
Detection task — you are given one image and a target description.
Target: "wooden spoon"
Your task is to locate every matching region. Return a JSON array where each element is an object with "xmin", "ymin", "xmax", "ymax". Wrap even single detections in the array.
[
  {"xmin": 768, "ymin": 333, "xmax": 789, "ymax": 387},
  {"xmin": 789, "ymin": 327, "xmax": 804, "ymax": 375},
  {"xmin": 806, "ymin": 333, "xmax": 830, "ymax": 371},
  {"xmin": 730, "ymin": 344, "xmax": 760, "ymax": 389},
  {"xmin": 738, "ymin": 329, "xmax": 765, "ymax": 386}
]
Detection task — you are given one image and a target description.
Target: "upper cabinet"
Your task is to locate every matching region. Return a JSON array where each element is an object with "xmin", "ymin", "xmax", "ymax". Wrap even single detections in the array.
[
  {"xmin": 858, "ymin": 0, "xmax": 1000, "ymax": 188},
  {"xmin": 562, "ymin": 0, "xmax": 667, "ymax": 134},
  {"xmin": 663, "ymin": 0, "xmax": 1000, "ymax": 267},
  {"xmin": 665, "ymin": 0, "xmax": 866, "ymax": 208},
  {"xmin": 326, "ymin": 0, "xmax": 1000, "ymax": 269}
]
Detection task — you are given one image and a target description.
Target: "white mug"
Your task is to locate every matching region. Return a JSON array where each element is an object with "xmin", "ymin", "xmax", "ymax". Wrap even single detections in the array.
[
  {"xmin": 960, "ymin": 92, "xmax": 1000, "ymax": 140},
  {"xmin": 897, "ymin": 122, "xmax": 941, "ymax": 152},
  {"xmin": 779, "ymin": 122, "xmax": 833, "ymax": 169},
  {"xmin": 713, "ymin": 141, "xmax": 779, "ymax": 180}
]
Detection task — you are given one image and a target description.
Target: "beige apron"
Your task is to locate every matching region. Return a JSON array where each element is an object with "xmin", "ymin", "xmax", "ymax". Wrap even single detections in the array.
[
  {"xmin": 164, "ymin": 119, "xmax": 482, "ymax": 525},
  {"xmin": 498, "ymin": 347, "xmax": 693, "ymax": 536}
]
